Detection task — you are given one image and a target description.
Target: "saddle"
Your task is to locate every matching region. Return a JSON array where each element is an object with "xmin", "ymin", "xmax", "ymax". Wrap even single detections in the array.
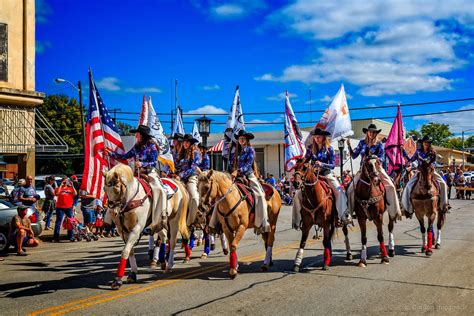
[{"xmin": 235, "ymin": 177, "xmax": 274, "ymax": 200}]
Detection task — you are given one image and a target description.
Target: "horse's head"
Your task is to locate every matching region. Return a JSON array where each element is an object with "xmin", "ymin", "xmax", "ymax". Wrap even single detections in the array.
[
  {"xmin": 103, "ymin": 164, "xmax": 133, "ymax": 210},
  {"xmin": 196, "ymin": 169, "xmax": 219, "ymax": 217},
  {"xmin": 303, "ymin": 166, "xmax": 318, "ymax": 187},
  {"xmin": 419, "ymin": 160, "xmax": 435, "ymax": 190},
  {"xmin": 362, "ymin": 155, "xmax": 381, "ymax": 182}
]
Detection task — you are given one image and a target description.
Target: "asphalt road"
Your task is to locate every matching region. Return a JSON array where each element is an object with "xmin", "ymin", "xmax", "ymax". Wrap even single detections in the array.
[{"xmin": 1, "ymin": 199, "xmax": 473, "ymax": 315}]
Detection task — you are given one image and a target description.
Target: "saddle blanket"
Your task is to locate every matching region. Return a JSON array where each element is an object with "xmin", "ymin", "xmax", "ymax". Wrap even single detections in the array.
[{"xmin": 161, "ymin": 178, "xmax": 178, "ymax": 199}]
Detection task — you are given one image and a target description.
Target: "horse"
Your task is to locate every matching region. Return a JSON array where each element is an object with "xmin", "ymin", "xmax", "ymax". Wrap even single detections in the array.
[
  {"xmin": 354, "ymin": 155, "xmax": 393, "ymax": 267},
  {"xmin": 410, "ymin": 160, "xmax": 445, "ymax": 255},
  {"xmin": 103, "ymin": 164, "xmax": 189, "ymax": 289},
  {"xmin": 393, "ymin": 167, "xmax": 414, "ymax": 199},
  {"xmin": 292, "ymin": 166, "xmax": 338, "ymax": 272},
  {"xmin": 196, "ymin": 170, "xmax": 282, "ymax": 279}
]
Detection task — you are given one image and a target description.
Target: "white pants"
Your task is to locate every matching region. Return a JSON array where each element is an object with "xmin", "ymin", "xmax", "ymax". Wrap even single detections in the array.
[
  {"xmin": 291, "ymin": 173, "xmax": 348, "ymax": 230},
  {"xmin": 186, "ymin": 175, "xmax": 200, "ymax": 227},
  {"xmin": 348, "ymin": 168, "xmax": 401, "ymax": 220},
  {"xmin": 248, "ymin": 173, "xmax": 269, "ymax": 230},
  {"xmin": 401, "ymin": 171, "xmax": 448, "ymax": 215}
]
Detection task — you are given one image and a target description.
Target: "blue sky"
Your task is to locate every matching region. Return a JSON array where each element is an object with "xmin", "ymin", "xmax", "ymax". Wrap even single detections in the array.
[{"xmin": 36, "ymin": 0, "xmax": 474, "ymax": 136}]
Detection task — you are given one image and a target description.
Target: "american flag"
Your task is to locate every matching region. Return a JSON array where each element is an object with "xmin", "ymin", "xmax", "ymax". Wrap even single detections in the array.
[{"xmin": 81, "ymin": 69, "xmax": 124, "ymax": 199}]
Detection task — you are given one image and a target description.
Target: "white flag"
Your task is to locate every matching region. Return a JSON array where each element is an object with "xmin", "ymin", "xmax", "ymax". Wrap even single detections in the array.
[
  {"xmin": 172, "ymin": 107, "xmax": 185, "ymax": 136},
  {"xmin": 192, "ymin": 121, "xmax": 202, "ymax": 144},
  {"xmin": 284, "ymin": 91, "xmax": 306, "ymax": 172},
  {"xmin": 315, "ymin": 84, "xmax": 353, "ymax": 141},
  {"xmin": 223, "ymin": 86, "xmax": 245, "ymax": 158},
  {"xmin": 148, "ymin": 97, "xmax": 175, "ymax": 172}
]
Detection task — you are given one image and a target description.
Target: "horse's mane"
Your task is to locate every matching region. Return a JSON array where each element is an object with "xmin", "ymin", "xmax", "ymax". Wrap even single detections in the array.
[
  {"xmin": 198, "ymin": 170, "xmax": 232, "ymax": 183},
  {"xmin": 108, "ymin": 163, "xmax": 134, "ymax": 183}
]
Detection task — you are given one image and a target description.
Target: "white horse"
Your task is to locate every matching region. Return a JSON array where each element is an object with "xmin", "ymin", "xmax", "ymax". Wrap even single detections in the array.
[{"xmin": 103, "ymin": 164, "xmax": 188, "ymax": 290}]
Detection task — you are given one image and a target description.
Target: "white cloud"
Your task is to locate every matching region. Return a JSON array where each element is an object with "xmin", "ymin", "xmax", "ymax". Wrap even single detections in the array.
[
  {"xmin": 266, "ymin": 92, "xmax": 297, "ymax": 101},
  {"xmin": 193, "ymin": 0, "xmax": 267, "ymax": 20},
  {"xmin": 213, "ymin": 4, "xmax": 245, "ymax": 18},
  {"xmin": 247, "ymin": 116, "xmax": 283, "ymax": 126},
  {"xmin": 201, "ymin": 84, "xmax": 221, "ymax": 91},
  {"xmin": 185, "ymin": 105, "xmax": 227, "ymax": 115},
  {"xmin": 384, "ymin": 100, "xmax": 400, "ymax": 105},
  {"xmin": 412, "ymin": 104, "xmax": 474, "ymax": 133},
  {"xmin": 125, "ymin": 87, "xmax": 162, "ymax": 93},
  {"xmin": 96, "ymin": 77, "xmax": 121, "ymax": 91},
  {"xmin": 260, "ymin": 1, "xmax": 474, "ymax": 96}
]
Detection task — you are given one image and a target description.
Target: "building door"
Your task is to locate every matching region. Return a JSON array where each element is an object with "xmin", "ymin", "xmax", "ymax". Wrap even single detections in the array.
[{"xmin": 255, "ymin": 148, "xmax": 265, "ymax": 177}]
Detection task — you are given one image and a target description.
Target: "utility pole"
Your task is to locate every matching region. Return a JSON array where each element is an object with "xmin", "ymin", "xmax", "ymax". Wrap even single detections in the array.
[{"xmin": 462, "ymin": 131, "xmax": 465, "ymax": 170}]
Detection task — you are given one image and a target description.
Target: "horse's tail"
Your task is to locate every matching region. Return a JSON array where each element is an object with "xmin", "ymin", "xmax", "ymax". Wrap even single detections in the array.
[{"xmin": 175, "ymin": 180, "xmax": 189, "ymax": 240}]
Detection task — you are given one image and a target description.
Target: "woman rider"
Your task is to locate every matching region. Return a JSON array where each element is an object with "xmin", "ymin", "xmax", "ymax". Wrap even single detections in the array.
[
  {"xmin": 169, "ymin": 133, "xmax": 184, "ymax": 176},
  {"xmin": 346, "ymin": 123, "xmax": 401, "ymax": 221},
  {"xmin": 178, "ymin": 134, "xmax": 201, "ymax": 227},
  {"xmin": 232, "ymin": 130, "xmax": 270, "ymax": 234},
  {"xmin": 198, "ymin": 143, "xmax": 210, "ymax": 171},
  {"xmin": 292, "ymin": 128, "xmax": 350, "ymax": 229},
  {"xmin": 401, "ymin": 136, "xmax": 449, "ymax": 217}
]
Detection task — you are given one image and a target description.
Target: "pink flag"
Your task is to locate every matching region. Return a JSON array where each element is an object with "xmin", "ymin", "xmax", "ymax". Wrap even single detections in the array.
[{"xmin": 385, "ymin": 105, "xmax": 405, "ymax": 175}]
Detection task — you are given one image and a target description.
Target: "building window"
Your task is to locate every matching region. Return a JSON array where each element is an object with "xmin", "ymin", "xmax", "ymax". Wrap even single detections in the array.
[{"xmin": 0, "ymin": 23, "xmax": 7, "ymax": 82}]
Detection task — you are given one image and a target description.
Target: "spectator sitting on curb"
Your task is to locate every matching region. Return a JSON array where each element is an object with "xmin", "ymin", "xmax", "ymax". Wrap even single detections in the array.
[{"xmin": 8, "ymin": 205, "xmax": 39, "ymax": 256}]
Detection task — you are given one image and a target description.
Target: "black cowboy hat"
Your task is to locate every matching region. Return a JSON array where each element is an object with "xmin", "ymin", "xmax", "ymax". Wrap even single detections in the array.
[
  {"xmin": 234, "ymin": 129, "xmax": 255, "ymax": 140},
  {"xmin": 130, "ymin": 125, "xmax": 152, "ymax": 136},
  {"xmin": 169, "ymin": 133, "xmax": 184, "ymax": 141},
  {"xmin": 418, "ymin": 135, "xmax": 432, "ymax": 143},
  {"xmin": 310, "ymin": 127, "xmax": 331, "ymax": 136},
  {"xmin": 183, "ymin": 133, "xmax": 199, "ymax": 144},
  {"xmin": 197, "ymin": 143, "xmax": 208, "ymax": 150},
  {"xmin": 362, "ymin": 123, "xmax": 382, "ymax": 134}
]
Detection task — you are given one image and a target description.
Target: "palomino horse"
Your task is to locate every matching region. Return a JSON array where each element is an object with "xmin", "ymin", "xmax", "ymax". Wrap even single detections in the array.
[
  {"xmin": 292, "ymin": 166, "xmax": 338, "ymax": 272},
  {"xmin": 104, "ymin": 164, "xmax": 189, "ymax": 289},
  {"xmin": 354, "ymin": 155, "xmax": 394, "ymax": 267},
  {"xmin": 196, "ymin": 170, "xmax": 282, "ymax": 279},
  {"xmin": 410, "ymin": 160, "xmax": 445, "ymax": 255}
]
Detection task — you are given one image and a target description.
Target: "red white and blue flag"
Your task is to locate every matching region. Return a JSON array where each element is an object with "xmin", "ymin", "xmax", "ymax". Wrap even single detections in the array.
[
  {"xmin": 81, "ymin": 69, "xmax": 124, "ymax": 199},
  {"xmin": 284, "ymin": 91, "xmax": 306, "ymax": 171}
]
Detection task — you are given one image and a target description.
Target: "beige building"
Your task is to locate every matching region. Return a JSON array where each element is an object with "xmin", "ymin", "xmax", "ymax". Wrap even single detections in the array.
[{"xmin": 434, "ymin": 146, "xmax": 474, "ymax": 171}]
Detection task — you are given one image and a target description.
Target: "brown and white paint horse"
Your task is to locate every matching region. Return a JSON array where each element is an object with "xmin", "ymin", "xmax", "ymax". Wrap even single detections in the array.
[
  {"xmin": 104, "ymin": 164, "xmax": 188, "ymax": 289},
  {"xmin": 197, "ymin": 170, "xmax": 282, "ymax": 279}
]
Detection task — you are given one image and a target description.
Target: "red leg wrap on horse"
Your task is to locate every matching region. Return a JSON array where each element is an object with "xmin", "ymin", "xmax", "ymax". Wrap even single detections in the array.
[
  {"xmin": 185, "ymin": 244, "xmax": 191, "ymax": 258},
  {"xmin": 427, "ymin": 231, "xmax": 433, "ymax": 249},
  {"xmin": 116, "ymin": 258, "xmax": 127, "ymax": 278},
  {"xmin": 380, "ymin": 242, "xmax": 388, "ymax": 258},
  {"xmin": 324, "ymin": 248, "xmax": 331, "ymax": 266},
  {"xmin": 230, "ymin": 251, "xmax": 237, "ymax": 270}
]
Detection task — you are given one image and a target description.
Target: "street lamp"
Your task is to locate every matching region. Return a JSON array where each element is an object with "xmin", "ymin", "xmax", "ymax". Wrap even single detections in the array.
[
  {"xmin": 54, "ymin": 78, "xmax": 85, "ymax": 149},
  {"xmin": 338, "ymin": 138, "xmax": 345, "ymax": 178},
  {"xmin": 196, "ymin": 116, "xmax": 213, "ymax": 147}
]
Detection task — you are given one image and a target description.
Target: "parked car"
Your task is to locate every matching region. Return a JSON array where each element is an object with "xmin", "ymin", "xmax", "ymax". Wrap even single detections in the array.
[{"xmin": 0, "ymin": 200, "xmax": 42, "ymax": 253}]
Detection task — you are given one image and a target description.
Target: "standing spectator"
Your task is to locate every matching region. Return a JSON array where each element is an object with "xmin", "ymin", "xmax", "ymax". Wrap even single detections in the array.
[
  {"xmin": 466, "ymin": 177, "xmax": 473, "ymax": 200},
  {"xmin": 8, "ymin": 205, "xmax": 39, "ymax": 256},
  {"xmin": 18, "ymin": 176, "xmax": 40, "ymax": 220},
  {"xmin": 43, "ymin": 177, "xmax": 56, "ymax": 230},
  {"xmin": 447, "ymin": 173, "xmax": 453, "ymax": 200},
  {"xmin": 53, "ymin": 177, "xmax": 77, "ymax": 242},
  {"xmin": 71, "ymin": 175, "xmax": 81, "ymax": 214},
  {"xmin": 80, "ymin": 189, "xmax": 97, "ymax": 235},
  {"xmin": 283, "ymin": 175, "xmax": 291, "ymax": 195},
  {"xmin": 266, "ymin": 174, "xmax": 276, "ymax": 187},
  {"xmin": 95, "ymin": 200, "xmax": 105, "ymax": 237},
  {"xmin": 275, "ymin": 179, "xmax": 282, "ymax": 195},
  {"xmin": 9, "ymin": 179, "xmax": 25, "ymax": 206}
]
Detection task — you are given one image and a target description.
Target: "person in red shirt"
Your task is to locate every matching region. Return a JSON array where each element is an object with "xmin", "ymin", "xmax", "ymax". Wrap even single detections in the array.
[{"xmin": 53, "ymin": 177, "xmax": 77, "ymax": 242}]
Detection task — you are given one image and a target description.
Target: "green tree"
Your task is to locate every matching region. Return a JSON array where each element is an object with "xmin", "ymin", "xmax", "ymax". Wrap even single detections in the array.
[
  {"xmin": 420, "ymin": 123, "xmax": 453, "ymax": 146},
  {"xmin": 444, "ymin": 137, "xmax": 462, "ymax": 150},
  {"xmin": 116, "ymin": 121, "xmax": 133, "ymax": 136},
  {"xmin": 407, "ymin": 129, "xmax": 421, "ymax": 139},
  {"xmin": 35, "ymin": 94, "xmax": 84, "ymax": 175}
]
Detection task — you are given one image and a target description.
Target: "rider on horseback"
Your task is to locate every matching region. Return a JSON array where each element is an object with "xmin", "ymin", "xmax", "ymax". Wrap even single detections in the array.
[
  {"xmin": 292, "ymin": 128, "xmax": 350, "ymax": 229},
  {"xmin": 169, "ymin": 133, "xmax": 184, "ymax": 176},
  {"xmin": 232, "ymin": 130, "xmax": 271, "ymax": 234},
  {"xmin": 178, "ymin": 134, "xmax": 201, "ymax": 226},
  {"xmin": 347, "ymin": 124, "xmax": 402, "ymax": 221},
  {"xmin": 401, "ymin": 136, "xmax": 450, "ymax": 218},
  {"xmin": 198, "ymin": 143, "xmax": 210, "ymax": 171}
]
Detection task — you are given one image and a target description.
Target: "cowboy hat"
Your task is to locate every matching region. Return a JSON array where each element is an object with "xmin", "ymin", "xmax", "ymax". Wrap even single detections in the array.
[
  {"xmin": 130, "ymin": 125, "xmax": 152, "ymax": 136},
  {"xmin": 169, "ymin": 133, "xmax": 184, "ymax": 141},
  {"xmin": 310, "ymin": 127, "xmax": 331, "ymax": 136},
  {"xmin": 234, "ymin": 129, "xmax": 255, "ymax": 140},
  {"xmin": 183, "ymin": 134, "xmax": 199, "ymax": 144},
  {"xmin": 362, "ymin": 123, "xmax": 382, "ymax": 134},
  {"xmin": 418, "ymin": 135, "xmax": 432, "ymax": 143}
]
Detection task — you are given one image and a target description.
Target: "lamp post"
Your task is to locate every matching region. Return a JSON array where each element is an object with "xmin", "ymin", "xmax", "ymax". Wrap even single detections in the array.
[
  {"xmin": 54, "ymin": 78, "xmax": 85, "ymax": 149},
  {"xmin": 196, "ymin": 115, "xmax": 212, "ymax": 147},
  {"xmin": 338, "ymin": 138, "xmax": 345, "ymax": 178}
]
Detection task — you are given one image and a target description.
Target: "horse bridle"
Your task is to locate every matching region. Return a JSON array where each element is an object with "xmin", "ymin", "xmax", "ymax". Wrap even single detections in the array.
[{"xmin": 356, "ymin": 155, "xmax": 384, "ymax": 216}]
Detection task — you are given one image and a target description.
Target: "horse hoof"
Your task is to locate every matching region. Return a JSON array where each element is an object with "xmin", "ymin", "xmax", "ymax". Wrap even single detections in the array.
[
  {"xmin": 388, "ymin": 249, "xmax": 395, "ymax": 257},
  {"xmin": 201, "ymin": 253, "xmax": 208, "ymax": 259},
  {"xmin": 322, "ymin": 265, "xmax": 329, "ymax": 271},
  {"xmin": 126, "ymin": 272, "xmax": 137, "ymax": 284},
  {"xmin": 357, "ymin": 261, "xmax": 367, "ymax": 268},
  {"xmin": 160, "ymin": 262, "xmax": 167, "ymax": 270},
  {"xmin": 261, "ymin": 264, "xmax": 268, "ymax": 272},
  {"xmin": 229, "ymin": 268, "xmax": 238, "ymax": 279},
  {"xmin": 381, "ymin": 257, "xmax": 390, "ymax": 264},
  {"xmin": 223, "ymin": 249, "xmax": 229, "ymax": 256},
  {"xmin": 292, "ymin": 265, "xmax": 300, "ymax": 273},
  {"xmin": 211, "ymin": 244, "xmax": 216, "ymax": 251},
  {"xmin": 111, "ymin": 280, "xmax": 122, "ymax": 290},
  {"xmin": 435, "ymin": 243, "xmax": 441, "ymax": 249},
  {"xmin": 346, "ymin": 253, "xmax": 353, "ymax": 261},
  {"xmin": 425, "ymin": 249, "xmax": 433, "ymax": 256},
  {"xmin": 150, "ymin": 260, "xmax": 157, "ymax": 269}
]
